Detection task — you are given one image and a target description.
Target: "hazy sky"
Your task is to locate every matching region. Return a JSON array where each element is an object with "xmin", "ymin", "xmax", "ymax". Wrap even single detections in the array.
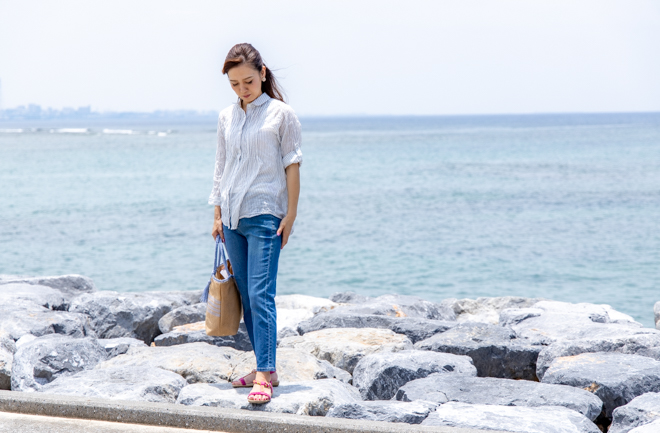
[{"xmin": 1, "ymin": 0, "xmax": 659, "ymax": 116}]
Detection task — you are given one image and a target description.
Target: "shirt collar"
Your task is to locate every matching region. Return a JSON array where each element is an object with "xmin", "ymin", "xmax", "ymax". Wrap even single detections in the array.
[{"xmin": 249, "ymin": 92, "xmax": 271, "ymax": 107}]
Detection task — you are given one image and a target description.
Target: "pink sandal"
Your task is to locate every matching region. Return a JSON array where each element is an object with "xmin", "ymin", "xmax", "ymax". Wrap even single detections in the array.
[
  {"xmin": 247, "ymin": 380, "xmax": 273, "ymax": 404},
  {"xmin": 232, "ymin": 370, "xmax": 279, "ymax": 388}
]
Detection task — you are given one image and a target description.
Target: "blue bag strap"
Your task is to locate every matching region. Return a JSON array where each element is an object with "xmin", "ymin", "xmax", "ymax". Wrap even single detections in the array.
[{"xmin": 201, "ymin": 236, "xmax": 228, "ymax": 303}]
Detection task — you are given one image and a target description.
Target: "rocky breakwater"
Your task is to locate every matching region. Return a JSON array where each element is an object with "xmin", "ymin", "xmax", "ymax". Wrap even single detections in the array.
[{"xmin": 1, "ymin": 275, "xmax": 660, "ymax": 432}]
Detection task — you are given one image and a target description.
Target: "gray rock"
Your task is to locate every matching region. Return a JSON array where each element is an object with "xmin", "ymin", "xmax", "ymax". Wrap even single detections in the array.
[
  {"xmin": 414, "ymin": 322, "xmax": 542, "ymax": 380},
  {"xmin": 40, "ymin": 365, "xmax": 186, "ymax": 403},
  {"xmin": 502, "ymin": 301, "xmax": 644, "ymax": 345},
  {"xmin": 390, "ymin": 318, "xmax": 457, "ymax": 344},
  {"xmin": 0, "ymin": 283, "xmax": 68, "ymax": 310},
  {"xmin": 655, "ymin": 302, "xmax": 659, "ymax": 330},
  {"xmin": 95, "ymin": 342, "xmax": 240, "ymax": 384},
  {"xmin": 11, "ymin": 334, "xmax": 107, "ymax": 391},
  {"xmin": 296, "ymin": 312, "xmax": 455, "ymax": 344},
  {"xmin": 153, "ymin": 321, "xmax": 252, "ymax": 352},
  {"xmin": 0, "ymin": 274, "xmax": 96, "ymax": 298},
  {"xmin": 396, "ymin": 373, "xmax": 603, "ymax": 421},
  {"xmin": 609, "ymin": 392, "xmax": 660, "ymax": 433},
  {"xmin": 0, "ymin": 300, "xmax": 92, "ymax": 341},
  {"xmin": 230, "ymin": 348, "xmax": 352, "ymax": 384},
  {"xmin": 97, "ymin": 337, "xmax": 148, "ymax": 358},
  {"xmin": 352, "ymin": 350, "xmax": 476, "ymax": 400},
  {"xmin": 422, "ymin": 402, "xmax": 600, "ymax": 433},
  {"xmin": 330, "ymin": 294, "xmax": 456, "ymax": 321},
  {"xmin": 277, "ymin": 326, "xmax": 299, "ymax": 341},
  {"xmin": 444, "ymin": 296, "xmax": 544, "ymax": 325},
  {"xmin": 158, "ymin": 303, "xmax": 207, "ymax": 334},
  {"xmin": 329, "ymin": 292, "xmax": 371, "ymax": 304},
  {"xmin": 0, "ymin": 331, "xmax": 16, "ymax": 390},
  {"xmin": 297, "ymin": 313, "xmax": 396, "ymax": 335},
  {"xmin": 68, "ymin": 290, "xmax": 197, "ymax": 344},
  {"xmin": 176, "ymin": 379, "xmax": 360, "ymax": 415},
  {"xmin": 536, "ymin": 333, "xmax": 660, "ymax": 380},
  {"xmin": 630, "ymin": 420, "xmax": 660, "ymax": 433},
  {"xmin": 542, "ymin": 352, "xmax": 660, "ymax": 417},
  {"xmin": 278, "ymin": 328, "xmax": 413, "ymax": 375},
  {"xmin": 326, "ymin": 400, "xmax": 437, "ymax": 424}
]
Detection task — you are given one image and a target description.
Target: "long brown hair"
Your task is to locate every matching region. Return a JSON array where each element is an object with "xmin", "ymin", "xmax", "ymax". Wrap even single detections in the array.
[{"xmin": 222, "ymin": 43, "xmax": 285, "ymax": 103}]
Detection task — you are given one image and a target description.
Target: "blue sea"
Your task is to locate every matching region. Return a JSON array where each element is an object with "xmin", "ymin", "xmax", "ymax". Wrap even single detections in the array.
[{"xmin": 1, "ymin": 113, "xmax": 659, "ymax": 327}]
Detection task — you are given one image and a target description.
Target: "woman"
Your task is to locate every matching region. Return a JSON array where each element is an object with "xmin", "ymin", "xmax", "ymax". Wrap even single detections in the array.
[{"xmin": 209, "ymin": 43, "xmax": 302, "ymax": 404}]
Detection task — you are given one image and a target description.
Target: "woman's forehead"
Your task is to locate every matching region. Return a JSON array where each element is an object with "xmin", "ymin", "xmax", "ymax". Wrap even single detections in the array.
[{"xmin": 228, "ymin": 64, "xmax": 259, "ymax": 81}]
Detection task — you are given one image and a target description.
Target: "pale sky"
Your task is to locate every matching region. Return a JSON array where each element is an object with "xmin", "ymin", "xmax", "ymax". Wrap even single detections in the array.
[{"xmin": 1, "ymin": 0, "xmax": 659, "ymax": 116}]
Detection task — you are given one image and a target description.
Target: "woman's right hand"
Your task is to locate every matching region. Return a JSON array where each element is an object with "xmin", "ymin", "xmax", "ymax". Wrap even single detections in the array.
[{"xmin": 212, "ymin": 206, "xmax": 224, "ymax": 242}]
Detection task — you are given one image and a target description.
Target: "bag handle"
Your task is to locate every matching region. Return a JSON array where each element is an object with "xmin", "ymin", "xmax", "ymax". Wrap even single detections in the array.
[{"xmin": 200, "ymin": 236, "xmax": 232, "ymax": 303}]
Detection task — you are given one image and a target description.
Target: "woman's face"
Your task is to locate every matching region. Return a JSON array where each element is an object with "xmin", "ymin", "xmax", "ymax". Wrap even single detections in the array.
[{"xmin": 227, "ymin": 64, "xmax": 266, "ymax": 105}]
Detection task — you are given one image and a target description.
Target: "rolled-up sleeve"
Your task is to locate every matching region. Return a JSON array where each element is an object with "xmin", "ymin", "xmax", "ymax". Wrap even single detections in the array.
[
  {"xmin": 208, "ymin": 114, "xmax": 226, "ymax": 206},
  {"xmin": 279, "ymin": 108, "xmax": 303, "ymax": 168}
]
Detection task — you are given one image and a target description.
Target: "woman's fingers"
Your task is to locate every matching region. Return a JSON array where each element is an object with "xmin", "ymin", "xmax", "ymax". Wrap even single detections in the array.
[
  {"xmin": 212, "ymin": 223, "xmax": 225, "ymax": 242},
  {"xmin": 277, "ymin": 220, "xmax": 291, "ymax": 249}
]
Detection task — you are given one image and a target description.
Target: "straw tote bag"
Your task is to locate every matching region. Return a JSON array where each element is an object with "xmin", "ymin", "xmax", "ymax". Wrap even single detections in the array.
[{"xmin": 200, "ymin": 237, "xmax": 242, "ymax": 336}]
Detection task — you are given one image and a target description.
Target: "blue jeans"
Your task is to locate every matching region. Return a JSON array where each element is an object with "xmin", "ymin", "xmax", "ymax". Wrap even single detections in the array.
[{"xmin": 223, "ymin": 214, "xmax": 281, "ymax": 371}]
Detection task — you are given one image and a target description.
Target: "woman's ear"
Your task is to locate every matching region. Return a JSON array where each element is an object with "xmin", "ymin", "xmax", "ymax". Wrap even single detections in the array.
[{"xmin": 261, "ymin": 65, "xmax": 267, "ymax": 80}]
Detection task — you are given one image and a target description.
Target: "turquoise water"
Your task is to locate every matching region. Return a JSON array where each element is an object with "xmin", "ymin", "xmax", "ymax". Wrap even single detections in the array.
[{"xmin": 1, "ymin": 113, "xmax": 659, "ymax": 327}]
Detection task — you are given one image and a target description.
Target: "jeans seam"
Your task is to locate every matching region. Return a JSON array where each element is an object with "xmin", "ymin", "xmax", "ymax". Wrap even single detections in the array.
[{"xmin": 258, "ymin": 217, "xmax": 276, "ymax": 371}]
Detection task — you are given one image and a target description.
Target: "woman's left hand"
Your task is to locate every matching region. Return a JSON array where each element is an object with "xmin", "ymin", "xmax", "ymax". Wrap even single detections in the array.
[{"xmin": 277, "ymin": 214, "xmax": 296, "ymax": 249}]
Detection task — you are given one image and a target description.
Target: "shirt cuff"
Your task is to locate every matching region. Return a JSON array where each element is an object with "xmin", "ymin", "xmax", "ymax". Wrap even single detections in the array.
[
  {"xmin": 208, "ymin": 195, "xmax": 222, "ymax": 206},
  {"xmin": 282, "ymin": 149, "xmax": 303, "ymax": 168}
]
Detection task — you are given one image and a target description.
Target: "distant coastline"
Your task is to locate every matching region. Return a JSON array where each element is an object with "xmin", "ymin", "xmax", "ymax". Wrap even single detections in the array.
[{"xmin": 0, "ymin": 104, "xmax": 218, "ymax": 121}]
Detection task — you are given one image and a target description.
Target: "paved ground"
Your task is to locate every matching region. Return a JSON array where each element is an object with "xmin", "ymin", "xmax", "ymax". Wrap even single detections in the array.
[
  {"xmin": 0, "ymin": 411, "xmax": 225, "ymax": 433},
  {"xmin": 0, "ymin": 390, "xmax": 498, "ymax": 433}
]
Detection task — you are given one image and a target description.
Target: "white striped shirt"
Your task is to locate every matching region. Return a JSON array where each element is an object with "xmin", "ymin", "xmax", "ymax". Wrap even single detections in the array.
[{"xmin": 208, "ymin": 92, "xmax": 303, "ymax": 229}]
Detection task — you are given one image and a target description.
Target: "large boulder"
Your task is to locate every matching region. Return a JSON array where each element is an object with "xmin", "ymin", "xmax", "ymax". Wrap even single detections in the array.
[
  {"xmin": 176, "ymin": 379, "xmax": 360, "ymax": 415},
  {"xmin": 329, "ymin": 294, "xmax": 455, "ymax": 321},
  {"xmin": 95, "ymin": 342, "xmax": 240, "ymax": 384},
  {"xmin": 153, "ymin": 321, "xmax": 253, "ymax": 352},
  {"xmin": 609, "ymin": 392, "xmax": 660, "ymax": 433},
  {"xmin": 395, "ymin": 373, "xmax": 603, "ymax": 421},
  {"xmin": 277, "ymin": 309, "xmax": 313, "ymax": 333},
  {"xmin": 230, "ymin": 348, "xmax": 351, "ymax": 384},
  {"xmin": 502, "ymin": 301, "xmax": 644, "ymax": 345},
  {"xmin": 278, "ymin": 328, "xmax": 413, "ymax": 374},
  {"xmin": 421, "ymin": 402, "xmax": 600, "ymax": 433},
  {"xmin": 40, "ymin": 365, "xmax": 186, "ymax": 403},
  {"xmin": 296, "ymin": 312, "xmax": 455, "ymax": 344},
  {"xmin": 329, "ymin": 291, "xmax": 371, "ymax": 304},
  {"xmin": 68, "ymin": 290, "xmax": 198, "ymax": 344},
  {"xmin": 414, "ymin": 322, "xmax": 542, "ymax": 380},
  {"xmin": 0, "ymin": 331, "xmax": 16, "ymax": 390},
  {"xmin": 97, "ymin": 337, "xmax": 148, "ymax": 358},
  {"xmin": 542, "ymin": 353, "xmax": 660, "ymax": 417},
  {"xmin": 630, "ymin": 420, "xmax": 660, "ymax": 432},
  {"xmin": 352, "ymin": 350, "xmax": 476, "ymax": 400},
  {"xmin": 326, "ymin": 400, "xmax": 437, "ymax": 424},
  {"xmin": 11, "ymin": 334, "xmax": 107, "ymax": 391},
  {"xmin": 274, "ymin": 294, "xmax": 338, "ymax": 314},
  {"xmin": 0, "ymin": 283, "xmax": 68, "ymax": 310},
  {"xmin": 158, "ymin": 303, "xmax": 206, "ymax": 333},
  {"xmin": 0, "ymin": 299, "xmax": 92, "ymax": 341},
  {"xmin": 0, "ymin": 274, "xmax": 96, "ymax": 298},
  {"xmin": 536, "ymin": 333, "xmax": 660, "ymax": 380},
  {"xmin": 444, "ymin": 296, "xmax": 544, "ymax": 324},
  {"xmin": 655, "ymin": 302, "xmax": 659, "ymax": 330}
]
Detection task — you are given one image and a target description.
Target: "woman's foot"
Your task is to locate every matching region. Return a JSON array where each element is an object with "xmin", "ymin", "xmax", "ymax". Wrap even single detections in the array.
[
  {"xmin": 232, "ymin": 369, "xmax": 278, "ymax": 387},
  {"xmin": 248, "ymin": 371, "xmax": 272, "ymax": 403}
]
